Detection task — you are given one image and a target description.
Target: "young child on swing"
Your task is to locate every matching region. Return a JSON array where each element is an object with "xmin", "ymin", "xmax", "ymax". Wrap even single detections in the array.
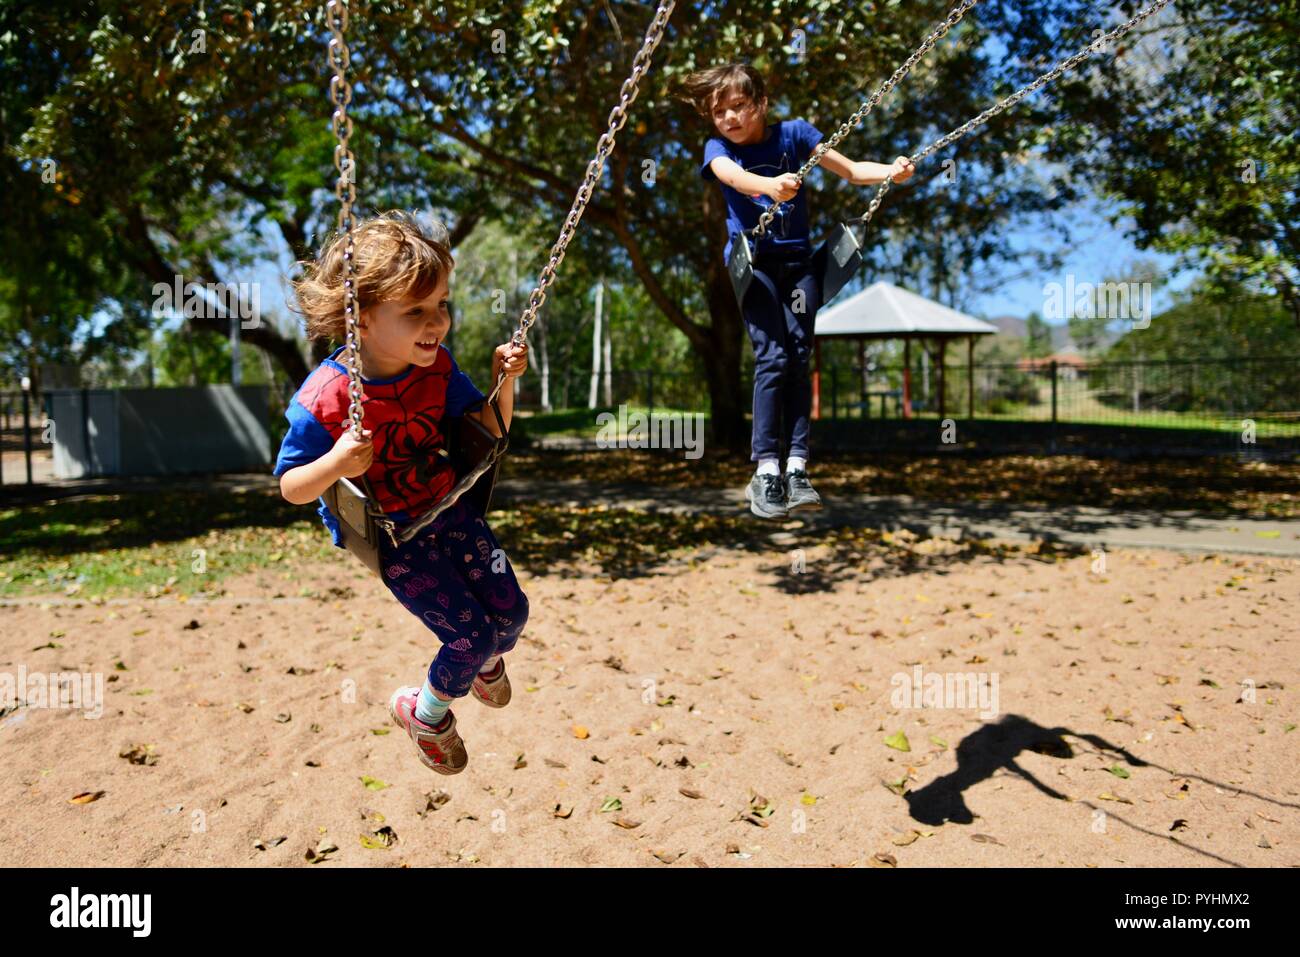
[
  {"xmin": 274, "ymin": 211, "xmax": 529, "ymax": 776},
  {"xmin": 680, "ymin": 63, "xmax": 915, "ymax": 519}
]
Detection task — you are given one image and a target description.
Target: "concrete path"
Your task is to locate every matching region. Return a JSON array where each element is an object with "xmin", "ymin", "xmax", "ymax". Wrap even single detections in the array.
[
  {"xmin": 494, "ymin": 479, "xmax": 1300, "ymax": 558},
  {"xmin": 4, "ymin": 472, "xmax": 1296, "ymax": 559}
]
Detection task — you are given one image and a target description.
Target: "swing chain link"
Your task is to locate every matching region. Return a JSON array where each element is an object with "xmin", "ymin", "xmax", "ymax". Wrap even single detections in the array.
[
  {"xmin": 325, "ymin": 0, "xmax": 398, "ymax": 546},
  {"xmin": 853, "ymin": 0, "xmax": 1172, "ymax": 232},
  {"xmin": 325, "ymin": 0, "xmax": 365, "ymax": 441},
  {"xmin": 750, "ymin": 0, "xmax": 981, "ymax": 241},
  {"xmin": 487, "ymin": 0, "xmax": 676, "ymax": 405}
]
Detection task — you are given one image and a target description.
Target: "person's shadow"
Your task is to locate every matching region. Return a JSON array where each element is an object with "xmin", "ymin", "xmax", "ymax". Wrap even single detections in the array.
[{"xmin": 903, "ymin": 714, "xmax": 1148, "ymax": 826}]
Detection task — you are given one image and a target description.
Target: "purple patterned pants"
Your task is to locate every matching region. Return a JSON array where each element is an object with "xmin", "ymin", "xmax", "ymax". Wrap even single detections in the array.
[{"xmin": 379, "ymin": 498, "xmax": 529, "ymax": 697}]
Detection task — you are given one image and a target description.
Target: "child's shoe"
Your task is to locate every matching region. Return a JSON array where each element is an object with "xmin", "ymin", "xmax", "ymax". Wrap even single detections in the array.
[
  {"xmin": 745, "ymin": 471, "xmax": 788, "ymax": 520},
  {"xmin": 388, "ymin": 686, "xmax": 468, "ymax": 775},
  {"xmin": 784, "ymin": 469, "xmax": 822, "ymax": 510},
  {"xmin": 470, "ymin": 658, "xmax": 512, "ymax": 709}
]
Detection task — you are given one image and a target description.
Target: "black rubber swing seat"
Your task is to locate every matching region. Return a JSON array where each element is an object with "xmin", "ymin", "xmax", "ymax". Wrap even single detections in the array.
[{"xmin": 727, "ymin": 220, "xmax": 864, "ymax": 307}]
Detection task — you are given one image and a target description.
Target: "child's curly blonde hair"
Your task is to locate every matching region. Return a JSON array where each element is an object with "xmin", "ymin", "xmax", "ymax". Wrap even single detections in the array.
[{"xmin": 292, "ymin": 210, "xmax": 455, "ymax": 342}]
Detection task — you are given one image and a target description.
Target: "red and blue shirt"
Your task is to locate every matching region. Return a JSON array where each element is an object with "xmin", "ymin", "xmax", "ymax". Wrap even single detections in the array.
[{"xmin": 272, "ymin": 344, "xmax": 486, "ymax": 548}]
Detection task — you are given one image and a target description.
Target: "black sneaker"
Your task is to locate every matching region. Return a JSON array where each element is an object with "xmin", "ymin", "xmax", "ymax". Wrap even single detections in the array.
[
  {"xmin": 784, "ymin": 469, "xmax": 822, "ymax": 510},
  {"xmin": 745, "ymin": 471, "xmax": 789, "ymax": 520}
]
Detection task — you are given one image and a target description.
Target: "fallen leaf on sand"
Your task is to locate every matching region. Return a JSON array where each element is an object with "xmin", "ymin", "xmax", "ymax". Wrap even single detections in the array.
[
  {"xmin": 69, "ymin": 791, "xmax": 105, "ymax": 805},
  {"xmin": 884, "ymin": 730, "xmax": 911, "ymax": 752},
  {"xmin": 305, "ymin": 840, "xmax": 339, "ymax": 863},
  {"xmin": 359, "ymin": 826, "xmax": 398, "ymax": 849},
  {"xmin": 119, "ymin": 744, "xmax": 158, "ymax": 766}
]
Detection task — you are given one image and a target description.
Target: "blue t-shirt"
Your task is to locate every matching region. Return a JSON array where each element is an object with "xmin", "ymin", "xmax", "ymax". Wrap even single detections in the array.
[
  {"xmin": 700, "ymin": 119, "xmax": 824, "ymax": 262},
  {"xmin": 272, "ymin": 344, "xmax": 486, "ymax": 548}
]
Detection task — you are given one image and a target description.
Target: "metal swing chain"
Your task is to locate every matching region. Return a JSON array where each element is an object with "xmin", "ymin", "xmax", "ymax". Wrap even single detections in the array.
[
  {"xmin": 325, "ymin": 0, "xmax": 400, "ymax": 547},
  {"xmin": 851, "ymin": 0, "xmax": 1173, "ymax": 232},
  {"xmin": 326, "ymin": 0, "xmax": 365, "ymax": 439},
  {"xmin": 393, "ymin": 0, "xmax": 677, "ymax": 543},
  {"xmin": 749, "ymin": 0, "xmax": 981, "ymax": 242},
  {"xmin": 485, "ymin": 0, "xmax": 677, "ymax": 405}
]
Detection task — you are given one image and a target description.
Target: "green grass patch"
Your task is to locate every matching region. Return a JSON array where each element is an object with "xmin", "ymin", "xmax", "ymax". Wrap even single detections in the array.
[{"xmin": 0, "ymin": 488, "xmax": 337, "ymax": 599}]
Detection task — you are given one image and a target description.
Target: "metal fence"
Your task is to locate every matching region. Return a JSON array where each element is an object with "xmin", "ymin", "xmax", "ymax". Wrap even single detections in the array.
[
  {"xmin": 519, "ymin": 356, "xmax": 1300, "ymax": 457},
  {"xmin": 4, "ymin": 356, "xmax": 1296, "ymax": 484},
  {"xmin": 0, "ymin": 389, "xmax": 43, "ymax": 485}
]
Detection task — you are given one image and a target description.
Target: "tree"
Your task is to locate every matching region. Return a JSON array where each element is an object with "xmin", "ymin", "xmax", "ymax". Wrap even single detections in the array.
[
  {"xmin": 10, "ymin": 0, "xmax": 1254, "ymax": 452},
  {"xmin": 1025, "ymin": 311, "xmax": 1052, "ymax": 357},
  {"xmin": 988, "ymin": 0, "xmax": 1300, "ymax": 326}
]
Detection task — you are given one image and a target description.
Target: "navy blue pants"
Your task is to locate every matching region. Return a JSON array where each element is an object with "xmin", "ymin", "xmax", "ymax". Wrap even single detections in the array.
[
  {"xmin": 741, "ymin": 253, "xmax": 823, "ymax": 463},
  {"xmin": 379, "ymin": 498, "xmax": 529, "ymax": 698}
]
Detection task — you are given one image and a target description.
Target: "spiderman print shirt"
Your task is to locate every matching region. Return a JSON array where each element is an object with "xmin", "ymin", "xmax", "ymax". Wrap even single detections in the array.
[
  {"xmin": 700, "ymin": 118, "xmax": 824, "ymax": 264},
  {"xmin": 272, "ymin": 344, "xmax": 486, "ymax": 548}
]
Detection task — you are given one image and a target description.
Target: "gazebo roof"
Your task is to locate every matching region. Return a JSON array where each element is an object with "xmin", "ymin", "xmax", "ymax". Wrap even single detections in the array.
[{"xmin": 815, "ymin": 281, "xmax": 1001, "ymax": 340}]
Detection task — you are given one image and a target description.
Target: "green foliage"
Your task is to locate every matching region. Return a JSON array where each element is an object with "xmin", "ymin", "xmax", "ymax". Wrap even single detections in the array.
[{"xmin": 3, "ymin": 0, "xmax": 1293, "ymax": 435}]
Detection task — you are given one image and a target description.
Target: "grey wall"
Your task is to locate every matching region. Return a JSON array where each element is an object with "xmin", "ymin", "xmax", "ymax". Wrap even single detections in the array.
[
  {"xmin": 50, "ymin": 390, "xmax": 119, "ymax": 479},
  {"xmin": 49, "ymin": 386, "xmax": 271, "ymax": 477}
]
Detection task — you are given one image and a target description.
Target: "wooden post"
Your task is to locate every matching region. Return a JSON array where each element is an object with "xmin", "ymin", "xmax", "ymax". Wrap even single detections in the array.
[
  {"xmin": 903, "ymin": 338, "xmax": 913, "ymax": 419},
  {"xmin": 857, "ymin": 338, "xmax": 865, "ymax": 418},
  {"xmin": 967, "ymin": 335, "xmax": 975, "ymax": 420},
  {"xmin": 937, "ymin": 339, "xmax": 947, "ymax": 422},
  {"xmin": 812, "ymin": 337, "xmax": 822, "ymax": 420}
]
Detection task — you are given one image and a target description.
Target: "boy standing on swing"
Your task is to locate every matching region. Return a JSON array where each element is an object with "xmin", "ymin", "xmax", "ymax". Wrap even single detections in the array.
[{"xmin": 680, "ymin": 63, "xmax": 914, "ymax": 519}]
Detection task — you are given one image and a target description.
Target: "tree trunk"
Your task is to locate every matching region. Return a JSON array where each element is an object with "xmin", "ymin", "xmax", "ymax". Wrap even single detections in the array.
[
  {"xmin": 702, "ymin": 265, "xmax": 746, "ymax": 452},
  {"xmin": 588, "ymin": 280, "xmax": 603, "ymax": 409},
  {"xmin": 537, "ymin": 314, "xmax": 551, "ymax": 413},
  {"xmin": 601, "ymin": 290, "xmax": 612, "ymax": 407}
]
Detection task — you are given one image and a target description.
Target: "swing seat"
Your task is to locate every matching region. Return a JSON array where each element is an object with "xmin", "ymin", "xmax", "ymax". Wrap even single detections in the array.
[
  {"xmin": 728, "ymin": 221, "xmax": 863, "ymax": 308},
  {"xmin": 321, "ymin": 473, "xmax": 394, "ymax": 577},
  {"xmin": 443, "ymin": 401, "xmax": 509, "ymax": 519},
  {"xmin": 727, "ymin": 232, "xmax": 755, "ymax": 304},
  {"xmin": 323, "ymin": 399, "xmax": 509, "ymax": 576},
  {"xmin": 814, "ymin": 221, "xmax": 864, "ymax": 305}
]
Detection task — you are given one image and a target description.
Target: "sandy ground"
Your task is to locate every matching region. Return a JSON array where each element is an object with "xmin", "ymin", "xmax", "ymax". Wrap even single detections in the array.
[{"xmin": 1, "ymin": 538, "xmax": 1296, "ymax": 868}]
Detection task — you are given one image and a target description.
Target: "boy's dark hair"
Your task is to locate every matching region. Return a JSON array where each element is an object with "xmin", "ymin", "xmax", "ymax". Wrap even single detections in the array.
[{"xmin": 677, "ymin": 63, "xmax": 767, "ymax": 121}]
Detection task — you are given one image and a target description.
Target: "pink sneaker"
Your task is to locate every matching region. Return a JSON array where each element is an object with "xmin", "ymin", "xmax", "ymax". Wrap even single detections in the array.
[
  {"xmin": 388, "ymin": 686, "xmax": 468, "ymax": 775},
  {"xmin": 470, "ymin": 659, "xmax": 512, "ymax": 709}
]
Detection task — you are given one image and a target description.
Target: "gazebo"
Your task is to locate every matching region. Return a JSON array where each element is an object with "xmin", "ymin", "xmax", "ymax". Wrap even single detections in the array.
[{"xmin": 812, "ymin": 281, "xmax": 1000, "ymax": 420}]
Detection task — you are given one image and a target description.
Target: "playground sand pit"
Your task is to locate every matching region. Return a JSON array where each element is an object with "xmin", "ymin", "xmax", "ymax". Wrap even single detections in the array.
[{"xmin": 1, "ymin": 540, "xmax": 1296, "ymax": 868}]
